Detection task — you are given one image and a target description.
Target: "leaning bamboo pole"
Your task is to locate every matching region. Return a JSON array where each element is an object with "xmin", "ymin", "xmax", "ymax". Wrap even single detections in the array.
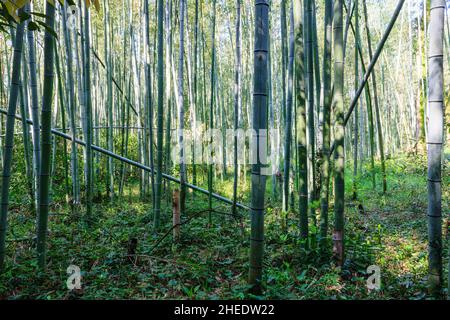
[
  {"xmin": 0, "ymin": 106, "xmax": 252, "ymax": 214},
  {"xmin": 330, "ymin": 0, "xmax": 406, "ymax": 156}
]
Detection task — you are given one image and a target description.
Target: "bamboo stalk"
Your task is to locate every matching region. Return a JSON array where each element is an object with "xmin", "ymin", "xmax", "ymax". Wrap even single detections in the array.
[
  {"xmin": 0, "ymin": 11, "xmax": 25, "ymax": 270},
  {"xmin": 36, "ymin": 1, "xmax": 56, "ymax": 270},
  {"xmin": 248, "ymin": 0, "xmax": 269, "ymax": 295}
]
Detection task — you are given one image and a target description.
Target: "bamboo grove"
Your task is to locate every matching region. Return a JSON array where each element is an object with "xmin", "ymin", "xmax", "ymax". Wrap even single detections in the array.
[{"xmin": 0, "ymin": 0, "xmax": 448, "ymax": 298}]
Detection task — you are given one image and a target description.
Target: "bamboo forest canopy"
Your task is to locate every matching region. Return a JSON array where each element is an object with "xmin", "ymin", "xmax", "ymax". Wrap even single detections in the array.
[{"xmin": 0, "ymin": 0, "xmax": 448, "ymax": 300}]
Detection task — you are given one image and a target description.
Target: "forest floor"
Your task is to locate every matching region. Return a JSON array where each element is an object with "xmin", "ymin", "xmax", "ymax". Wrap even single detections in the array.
[{"xmin": 0, "ymin": 151, "xmax": 448, "ymax": 300}]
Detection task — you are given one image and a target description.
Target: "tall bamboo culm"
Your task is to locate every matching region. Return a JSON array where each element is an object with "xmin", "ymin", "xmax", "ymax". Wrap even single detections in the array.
[
  {"xmin": 36, "ymin": 1, "xmax": 56, "ymax": 269},
  {"xmin": 319, "ymin": 0, "xmax": 333, "ymax": 249},
  {"xmin": 333, "ymin": 0, "xmax": 345, "ymax": 267},
  {"xmin": 83, "ymin": 1, "xmax": 93, "ymax": 223},
  {"xmin": 281, "ymin": 0, "xmax": 289, "ymax": 212},
  {"xmin": 283, "ymin": 2, "xmax": 294, "ymax": 220},
  {"xmin": 61, "ymin": 2, "xmax": 80, "ymax": 207},
  {"xmin": 26, "ymin": 3, "xmax": 40, "ymax": 210},
  {"xmin": 154, "ymin": 0, "xmax": 165, "ymax": 232},
  {"xmin": 208, "ymin": 0, "xmax": 217, "ymax": 223},
  {"xmin": 0, "ymin": 9, "xmax": 25, "ymax": 270},
  {"xmin": 178, "ymin": 0, "xmax": 187, "ymax": 215},
  {"xmin": 294, "ymin": 0, "xmax": 308, "ymax": 245},
  {"xmin": 249, "ymin": 0, "xmax": 269, "ymax": 294},
  {"xmin": 232, "ymin": 0, "xmax": 241, "ymax": 217},
  {"xmin": 426, "ymin": 0, "xmax": 445, "ymax": 298}
]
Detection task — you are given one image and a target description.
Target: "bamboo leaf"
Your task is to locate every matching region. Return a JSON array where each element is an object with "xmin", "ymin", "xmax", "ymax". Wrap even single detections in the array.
[
  {"xmin": 35, "ymin": 19, "xmax": 57, "ymax": 38},
  {"xmin": 29, "ymin": 11, "xmax": 48, "ymax": 19},
  {"xmin": 27, "ymin": 20, "xmax": 39, "ymax": 31}
]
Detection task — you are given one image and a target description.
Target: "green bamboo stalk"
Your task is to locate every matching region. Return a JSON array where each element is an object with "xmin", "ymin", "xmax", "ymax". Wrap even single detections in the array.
[
  {"xmin": 118, "ymin": 0, "xmax": 128, "ymax": 197},
  {"xmin": 311, "ymin": 0, "xmax": 320, "ymax": 118},
  {"xmin": 281, "ymin": 0, "xmax": 288, "ymax": 119},
  {"xmin": 83, "ymin": 2, "xmax": 93, "ymax": 222},
  {"xmin": 76, "ymin": 0, "xmax": 87, "ymax": 187},
  {"xmin": 319, "ymin": 0, "xmax": 332, "ymax": 249},
  {"xmin": 426, "ymin": 0, "xmax": 445, "ymax": 298},
  {"xmin": 0, "ymin": 11, "xmax": 25, "ymax": 270},
  {"xmin": 208, "ymin": 0, "xmax": 217, "ymax": 222},
  {"xmin": 366, "ymin": 68, "xmax": 376, "ymax": 190},
  {"xmin": 248, "ymin": 0, "xmax": 269, "ymax": 295},
  {"xmin": 104, "ymin": 0, "xmax": 115, "ymax": 199},
  {"xmin": 54, "ymin": 42, "xmax": 71, "ymax": 204},
  {"xmin": 352, "ymin": 0, "xmax": 360, "ymax": 201},
  {"xmin": 333, "ymin": 0, "xmax": 345, "ymax": 266},
  {"xmin": 25, "ymin": 2, "xmax": 40, "ymax": 209},
  {"xmin": 294, "ymin": 0, "xmax": 308, "ymax": 245},
  {"xmin": 281, "ymin": 0, "xmax": 289, "ymax": 212},
  {"xmin": 163, "ymin": 0, "xmax": 172, "ymax": 199},
  {"xmin": 36, "ymin": 1, "xmax": 56, "ymax": 269},
  {"xmin": 19, "ymin": 52, "xmax": 34, "ymax": 203},
  {"xmin": 154, "ymin": 0, "xmax": 165, "ymax": 232},
  {"xmin": 306, "ymin": 0, "xmax": 316, "ymax": 226},
  {"xmin": 184, "ymin": 3, "xmax": 198, "ymax": 201},
  {"xmin": 268, "ymin": 19, "xmax": 277, "ymax": 202},
  {"xmin": 193, "ymin": 0, "xmax": 199, "ymax": 192},
  {"xmin": 283, "ymin": 3, "xmax": 294, "ymax": 216},
  {"xmin": 178, "ymin": 0, "xmax": 187, "ymax": 216},
  {"xmin": 145, "ymin": 0, "xmax": 156, "ymax": 204},
  {"xmin": 61, "ymin": 2, "xmax": 80, "ymax": 207},
  {"xmin": 119, "ymin": 75, "xmax": 132, "ymax": 197},
  {"xmin": 232, "ymin": 0, "xmax": 241, "ymax": 216}
]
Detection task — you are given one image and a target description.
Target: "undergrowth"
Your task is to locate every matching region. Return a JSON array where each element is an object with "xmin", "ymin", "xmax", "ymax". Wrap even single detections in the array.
[{"xmin": 0, "ymin": 142, "xmax": 448, "ymax": 300}]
